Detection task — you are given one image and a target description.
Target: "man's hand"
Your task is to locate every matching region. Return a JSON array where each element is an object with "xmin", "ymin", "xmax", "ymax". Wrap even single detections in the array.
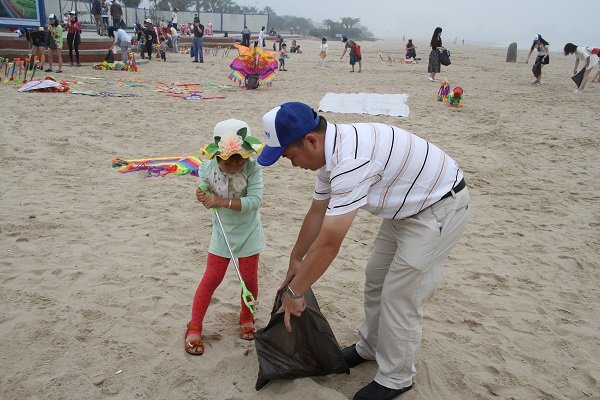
[
  {"xmin": 279, "ymin": 258, "xmax": 302, "ymax": 291},
  {"xmin": 277, "ymin": 292, "xmax": 307, "ymax": 332}
]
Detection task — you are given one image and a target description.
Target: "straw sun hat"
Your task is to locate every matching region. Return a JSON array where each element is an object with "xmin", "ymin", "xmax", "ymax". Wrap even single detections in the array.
[{"xmin": 200, "ymin": 119, "xmax": 264, "ymax": 160}]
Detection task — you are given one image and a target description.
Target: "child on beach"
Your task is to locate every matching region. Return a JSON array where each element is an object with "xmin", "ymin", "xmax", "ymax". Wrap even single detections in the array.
[
  {"xmin": 185, "ymin": 119, "xmax": 265, "ymax": 356},
  {"xmin": 279, "ymin": 43, "xmax": 288, "ymax": 71},
  {"xmin": 319, "ymin": 37, "xmax": 328, "ymax": 67},
  {"xmin": 159, "ymin": 36, "xmax": 168, "ymax": 61}
]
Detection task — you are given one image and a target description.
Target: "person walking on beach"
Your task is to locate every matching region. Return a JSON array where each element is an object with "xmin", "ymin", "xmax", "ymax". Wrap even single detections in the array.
[
  {"xmin": 428, "ymin": 27, "xmax": 445, "ymax": 81},
  {"xmin": 526, "ymin": 35, "xmax": 549, "ymax": 85},
  {"xmin": 563, "ymin": 43, "xmax": 600, "ymax": 92},
  {"xmin": 256, "ymin": 102, "xmax": 471, "ymax": 400},
  {"xmin": 185, "ymin": 119, "xmax": 265, "ymax": 356},
  {"xmin": 340, "ymin": 36, "xmax": 362, "ymax": 72},
  {"xmin": 91, "ymin": 0, "xmax": 104, "ymax": 36},
  {"xmin": 66, "ymin": 11, "xmax": 82, "ymax": 66},
  {"xmin": 140, "ymin": 19, "xmax": 157, "ymax": 60}
]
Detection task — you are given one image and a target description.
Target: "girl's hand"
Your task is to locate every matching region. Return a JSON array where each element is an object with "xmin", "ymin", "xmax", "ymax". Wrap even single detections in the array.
[
  {"xmin": 196, "ymin": 188, "xmax": 225, "ymax": 209},
  {"xmin": 195, "ymin": 187, "xmax": 208, "ymax": 203}
]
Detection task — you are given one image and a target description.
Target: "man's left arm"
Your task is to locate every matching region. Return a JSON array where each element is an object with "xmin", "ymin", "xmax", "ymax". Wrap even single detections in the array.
[{"xmin": 278, "ymin": 209, "xmax": 359, "ymax": 332}]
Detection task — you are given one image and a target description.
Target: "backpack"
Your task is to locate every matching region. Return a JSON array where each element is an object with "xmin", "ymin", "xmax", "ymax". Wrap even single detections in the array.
[
  {"xmin": 92, "ymin": 0, "xmax": 101, "ymax": 15},
  {"xmin": 245, "ymin": 74, "xmax": 259, "ymax": 90},
  {"xmin": 354, "ymin": 44, "xmax": 361, "ymax": 57}
]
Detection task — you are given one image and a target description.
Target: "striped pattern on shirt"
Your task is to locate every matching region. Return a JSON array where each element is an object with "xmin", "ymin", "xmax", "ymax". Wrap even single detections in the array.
[{"xmin": 313, "ymin": 122, "xmax": 463, "ymax": 219}]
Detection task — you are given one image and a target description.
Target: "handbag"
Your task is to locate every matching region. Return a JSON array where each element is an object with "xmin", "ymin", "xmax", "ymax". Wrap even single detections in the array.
[
  {"xmin": 542, "ymin": 55, "xmax": 549, "ymax": 65},
  {"xmin": 439, "ymin": 49, "xmax": 451, "ymax": 66}
]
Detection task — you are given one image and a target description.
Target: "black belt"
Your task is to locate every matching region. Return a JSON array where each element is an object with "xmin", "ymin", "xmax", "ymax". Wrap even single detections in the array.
[{"xmin": 440, "ymin": 178, "xmax": 466, "ymax": 201}]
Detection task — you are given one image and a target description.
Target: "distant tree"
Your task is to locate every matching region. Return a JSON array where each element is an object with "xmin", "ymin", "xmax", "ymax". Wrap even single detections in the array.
[
  {"xmin": 240, "ymin": 6, "xmax": 259, "ymax": 14},
  {"xmin": 122, "ymin": 0, "xmax": 143, "ymax": 7},
  {"xmin": 262, "ymin": 6, "xmax": 275, "ymax": 15},
  {"xmin": 340, "ymin": 17, "xmax": 360, "ymax": 29},
  {"xmin": 155, "ymin": 0, "xmax": 170, "ymax": 10},
  {"xmin": 168, "ymin": 0, "xmax": 194, "ymax": 11},
  {"xmin": 323, "ymin": 19, "xmax": 334, "ymax": 30}
]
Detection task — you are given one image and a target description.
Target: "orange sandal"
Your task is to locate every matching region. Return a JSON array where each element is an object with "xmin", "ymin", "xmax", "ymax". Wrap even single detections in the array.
[
  {"xmin": 240, "ymin": 323, "xmax": 257, "ymax": 341},
  {"xmin": 184, "ymin": 323, "xmax": 204, "ymax": 355}
]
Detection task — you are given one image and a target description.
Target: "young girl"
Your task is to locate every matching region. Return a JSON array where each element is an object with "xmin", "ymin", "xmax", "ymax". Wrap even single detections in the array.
[
  {"xmin": 319, "ymin": 37, "xmax": 328, "ymax": 67},
  {"xmin": 159, "ymin": 36, "xmax": 168, "ymax": 61},
  {"xmin": 279, "ymin": 43, "xmax": 288, "ymax": 71},
  {"xmin": 185, "ymin": 119, "xmax": 265, "ymax": 356},
  {"xmin": 46, "ymin": 14, "xmax": 63, "ymax": 73},
  {"xmin": 66, "ymin": 11, "xmax": 82, "ymax": 66}
]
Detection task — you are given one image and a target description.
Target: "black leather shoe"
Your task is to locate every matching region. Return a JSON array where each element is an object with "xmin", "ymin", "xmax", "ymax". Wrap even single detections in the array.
[
  {"xmin": 353, "ymin": 381, "xmax": 413, "ymax": 400},
  {"xmin": 341, "ymin": 343, "xmax": 368, "ymax": 368}
]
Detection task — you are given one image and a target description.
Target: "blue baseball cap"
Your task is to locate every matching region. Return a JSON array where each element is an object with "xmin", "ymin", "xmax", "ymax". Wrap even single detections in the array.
[{"xmin": 258, "ymin": 102, "xmax": 321, "ymax": 166}]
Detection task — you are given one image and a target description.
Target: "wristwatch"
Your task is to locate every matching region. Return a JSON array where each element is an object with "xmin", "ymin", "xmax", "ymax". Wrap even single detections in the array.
[{"xmin": 286, "ymin": 285, "xmax": 305, "ymax": 299}]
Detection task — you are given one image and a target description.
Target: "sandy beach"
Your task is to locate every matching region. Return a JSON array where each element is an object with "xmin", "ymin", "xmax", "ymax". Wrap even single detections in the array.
[{"xmin": 1, "ymin": 37, "xmax": 599, "ymax": 399}]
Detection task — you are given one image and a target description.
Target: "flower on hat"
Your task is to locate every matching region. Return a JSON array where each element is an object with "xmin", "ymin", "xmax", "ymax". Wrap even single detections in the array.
[{"xmin": 201, "ymin": 127, "xmax": 263, "ymax": 160}]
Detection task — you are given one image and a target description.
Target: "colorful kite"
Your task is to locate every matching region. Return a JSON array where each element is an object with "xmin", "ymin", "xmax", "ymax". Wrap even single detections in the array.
[
  {"xmin": 111, "ymin": 156, "xmax": 201, "ymax": 177},
  {"xmin": 228, "ymin": 44, "xmax": 278, "ymax": 87}
]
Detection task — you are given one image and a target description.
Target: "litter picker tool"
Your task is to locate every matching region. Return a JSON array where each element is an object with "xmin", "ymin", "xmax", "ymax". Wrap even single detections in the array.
[{"xmin": 198, "ymin": 184, "xmax": 258, "ymax": 314}]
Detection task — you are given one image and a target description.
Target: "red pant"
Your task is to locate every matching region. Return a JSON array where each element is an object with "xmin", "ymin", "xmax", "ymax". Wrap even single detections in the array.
[{"xmin": 190, "ymin": 253, "xmax": 259, "ymax": 334}]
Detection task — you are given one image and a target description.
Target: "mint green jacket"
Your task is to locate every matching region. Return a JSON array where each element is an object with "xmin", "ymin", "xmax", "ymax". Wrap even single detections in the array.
[{"xmin": 199, "ymin": 158, "xmax": 264, "ymax": 258}]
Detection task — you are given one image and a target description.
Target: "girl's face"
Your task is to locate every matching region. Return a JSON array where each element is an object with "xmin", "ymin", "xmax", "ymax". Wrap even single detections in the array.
[
  {"xmin": 70, "ymin": 15, "xmax": 76, "ymax": 21},
  {"xmin": 217, "ymin": 154, "xmax": 246, "ymax": 175}
]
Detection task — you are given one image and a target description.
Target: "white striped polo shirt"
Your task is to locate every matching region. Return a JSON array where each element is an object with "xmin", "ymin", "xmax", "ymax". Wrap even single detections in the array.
[{"xmin": 313, "ymin": 122, "xmax": 464, "ymax": 219}]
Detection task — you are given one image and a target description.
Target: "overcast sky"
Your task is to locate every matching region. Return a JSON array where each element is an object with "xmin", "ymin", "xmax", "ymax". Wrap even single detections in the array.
[{"xmin": 231, "ymin": 0, "xmax": 599, "ymax": 49}]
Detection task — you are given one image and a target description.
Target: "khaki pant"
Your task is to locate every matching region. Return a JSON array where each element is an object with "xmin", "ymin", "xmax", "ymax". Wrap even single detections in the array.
[
  {"xmin": 94, "ymin": 14, "xmax": 104, "ymax": 35},
  {"xmin": 356, "ymin": 188, "xmax": 471, "ymax": 389}
]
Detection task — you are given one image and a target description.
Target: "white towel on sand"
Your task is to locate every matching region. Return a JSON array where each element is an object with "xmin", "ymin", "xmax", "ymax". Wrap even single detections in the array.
[{"xmin": 318, "ymin": 92, "xmax": 409, "ymax": 117}]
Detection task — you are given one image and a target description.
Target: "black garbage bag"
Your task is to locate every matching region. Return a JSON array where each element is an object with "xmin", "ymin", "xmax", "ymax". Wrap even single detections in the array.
[
  {"xmin": 572, "ymin": 68, "xmax": 585, "ymax": 88},
  {"xmin": 105, "ymin": 49, "xmax": 115, "ymax": 63},
  {"xmin": 254, "ymin": 288, "xmax": 349, "ymax": 390},
  {"xmin": 245, "ymin": 74, "xmax": 259, "ymax": 90}
]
